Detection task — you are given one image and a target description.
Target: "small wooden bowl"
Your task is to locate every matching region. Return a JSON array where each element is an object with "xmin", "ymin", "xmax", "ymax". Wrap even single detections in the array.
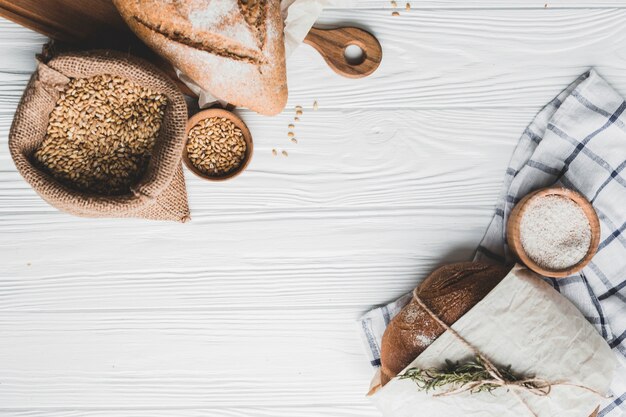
[
  {"xmin": 183, "ymin": 108, "xmax": 253, "ymax": 181},
  {"xmin": 506, "ymin": 187, "xmax": 600, "ymax": 278}
]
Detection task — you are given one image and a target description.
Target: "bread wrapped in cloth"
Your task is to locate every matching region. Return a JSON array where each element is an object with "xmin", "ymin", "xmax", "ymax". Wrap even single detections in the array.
[
  {"xmin": 370, "ymin": 265, "xmax": 616, "ymax": 417},
  {"xmin": 380, "ymin": 262, "xmax": 511, "ymax": 385},
  {"xmin": 113, "ymin": 0, "xmax": 288, "ymax": 116}
]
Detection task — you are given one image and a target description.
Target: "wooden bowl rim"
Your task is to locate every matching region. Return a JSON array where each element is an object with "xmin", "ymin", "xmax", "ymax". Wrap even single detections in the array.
[
  {"xmin": 183, "ymin": 108, "xmax": 253, "ymax": 182},
  {"xmin": 506, "ymin": 187, "xmax": 601, "ymax": 278}
]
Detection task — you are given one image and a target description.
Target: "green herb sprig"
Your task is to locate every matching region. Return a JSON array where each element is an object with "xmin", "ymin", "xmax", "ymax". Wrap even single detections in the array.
[{"xmin": 400, "ymin": 356, "xmax": 528, "ymax": 395}]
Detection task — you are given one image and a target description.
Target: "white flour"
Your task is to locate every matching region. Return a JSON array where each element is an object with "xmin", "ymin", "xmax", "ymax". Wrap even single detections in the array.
[
  {"xmin": 414, "ymin": 333, "xmax": 435, "ymax": 347},
  {"xmin": 185, "ymin": 1, "xmax": 258, "ymax": 48},
  {"xmin": 520, "ymin": 195, "xmax": 591, "ymax": 270}
]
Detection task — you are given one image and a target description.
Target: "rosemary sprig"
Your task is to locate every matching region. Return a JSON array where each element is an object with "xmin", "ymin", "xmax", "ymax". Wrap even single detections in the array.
[{"xmin": 399, "ymin": 356, "xmax": 525, "ymax": 394}]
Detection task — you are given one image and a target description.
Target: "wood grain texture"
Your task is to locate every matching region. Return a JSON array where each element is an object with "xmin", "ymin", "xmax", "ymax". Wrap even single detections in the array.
[
  {"xmin": 1, "ymin": 3, "xmax": 626, "ymax": 416},
  {"xmin": 0, "ymin": 1, "xmax": 378, "ymax": 91},
  {"xmin": 0, "ymin": 1, "xmax": 199, "ymax": 96},
  {"xmin": 298, "ymin": 9, "xmax": 626, "ymax": 109},
  {"xmin": 0, "ymin": 0, "xmax": 126, "ymax": 42},
  {"xmin": 0, "ymin": 308, "xmax": 375, "ymax": 408},
  {"xmin": 1, "ymin": 408, "xmax": 379, "ymax": 417},
  {"xmin": 304, "ymin": 27, "xmax": 382, "ymax": 78},
  {"xmin": 343, "ymin": 0, "xmax": 626, "ymax": 8}
]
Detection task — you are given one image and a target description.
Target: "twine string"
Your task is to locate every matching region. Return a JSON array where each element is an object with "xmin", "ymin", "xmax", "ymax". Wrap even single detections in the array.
[{"xmin": 411, "ymin": 288, "xmax": 608, "ymax": 417}]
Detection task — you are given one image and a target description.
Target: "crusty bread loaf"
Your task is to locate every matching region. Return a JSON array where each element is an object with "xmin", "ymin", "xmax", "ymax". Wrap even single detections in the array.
[
  {"xmin": 113, "ymin": 0, "xmax": 287, "ymax": 116},
  {"xmin": 380, "ymin": 262, "xmax": 511, "ymax": 386}
]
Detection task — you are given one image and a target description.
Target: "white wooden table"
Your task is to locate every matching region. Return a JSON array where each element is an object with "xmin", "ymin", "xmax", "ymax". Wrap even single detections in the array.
[{"xmin": 2, "ymin": 2, "xmax": 626, "ymax": 416}]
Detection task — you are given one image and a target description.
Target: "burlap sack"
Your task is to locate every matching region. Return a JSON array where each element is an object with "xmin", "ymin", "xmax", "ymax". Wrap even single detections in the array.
[{"xmin": 8, "ymin": 50, "xmax": 190, "ymax": 222}]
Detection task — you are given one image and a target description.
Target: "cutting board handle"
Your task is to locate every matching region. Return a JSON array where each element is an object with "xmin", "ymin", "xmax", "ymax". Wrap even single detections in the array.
[{"xmin": 303, "ymin": 26, "xmax": 382, "ymax": 79}]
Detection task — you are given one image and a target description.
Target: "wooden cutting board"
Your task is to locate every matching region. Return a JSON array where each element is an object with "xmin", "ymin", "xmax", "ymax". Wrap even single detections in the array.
[
  {"xmin": 0, "ymin": 0, "xmax": 196, "ymax": 94},
  {"xmin": 0, "ymin": 0, "xmax": 128, "ymax": 42},
  {"xmin": 0, "ymin": 0, "xmax": 382, "ymax": 93}
]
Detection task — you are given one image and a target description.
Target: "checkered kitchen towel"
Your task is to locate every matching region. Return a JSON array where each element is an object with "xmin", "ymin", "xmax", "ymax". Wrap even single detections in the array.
[{"xmin": 358, "ymin": 70, "xmax": 626, "ymax": 416}]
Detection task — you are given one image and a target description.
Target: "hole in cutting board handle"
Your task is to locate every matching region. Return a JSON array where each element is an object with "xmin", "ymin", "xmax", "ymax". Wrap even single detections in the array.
[
  {"xmin": 304, "ymin": 26, "xmax": 382, "ymax": 78},
  {"xmin": 344, "ymin": 44, "xmax": 366, "ymax": 66}
]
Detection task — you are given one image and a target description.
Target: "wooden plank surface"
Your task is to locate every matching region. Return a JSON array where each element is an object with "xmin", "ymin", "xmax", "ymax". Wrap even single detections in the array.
[
  {"xmin": 1, "ymin": 4, "xmax": 625, "ymax": 417},
  {"xmin": 342, "ymin": 1, "xmax": 626, "ymax": 8}
]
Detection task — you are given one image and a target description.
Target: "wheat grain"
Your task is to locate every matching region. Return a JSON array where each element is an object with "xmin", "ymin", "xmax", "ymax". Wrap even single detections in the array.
[
  {"xmin": 34, "ymin": 74, "xmax": 167, "ymax": 195},
  {"xmin": 186, "ymin": 117, "xmax": 246, "ymax": 176}
]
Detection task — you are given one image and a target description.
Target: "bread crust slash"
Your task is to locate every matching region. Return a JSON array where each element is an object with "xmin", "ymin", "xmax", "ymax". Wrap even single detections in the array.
[{"xmin": 113, "ymin": 0, "xmax": 288, "ymax": 116}]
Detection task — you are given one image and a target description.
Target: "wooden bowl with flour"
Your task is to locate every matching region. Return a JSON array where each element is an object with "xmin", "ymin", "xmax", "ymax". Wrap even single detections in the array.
[{"xmin": 506, "ymin": 187, "xmax": 600, "ymax": 278}]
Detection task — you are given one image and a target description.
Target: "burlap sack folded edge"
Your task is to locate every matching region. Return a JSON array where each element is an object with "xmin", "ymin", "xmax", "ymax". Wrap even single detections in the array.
[{"xmin": 8, "ymin": 50, "xmax": 191, "ymax": 222}]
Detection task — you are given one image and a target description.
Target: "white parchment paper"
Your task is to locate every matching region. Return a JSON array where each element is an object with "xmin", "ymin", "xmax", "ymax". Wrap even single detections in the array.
[
  {"xmin": 370, "ymin": 265, "xmax": 616, "ymax": 417},
  {"xmin": 178, "ymin": 0, "xmax": 351, "ymax": 107}
]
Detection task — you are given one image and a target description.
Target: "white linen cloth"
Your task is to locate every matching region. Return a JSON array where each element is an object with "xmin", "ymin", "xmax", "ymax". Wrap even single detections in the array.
[{"xmin": 358, "ymin": 69, "xmax": 626, "ymax": 416}]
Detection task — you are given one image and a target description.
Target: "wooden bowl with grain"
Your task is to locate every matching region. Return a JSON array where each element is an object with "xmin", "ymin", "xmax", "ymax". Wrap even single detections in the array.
[
  {"xmin": 506, "ymin": 187, "xmax": 601, "ymax": 278},
  {"xmin": 183, "ymin": 108, "xmax": 253, "ymax": 181}
]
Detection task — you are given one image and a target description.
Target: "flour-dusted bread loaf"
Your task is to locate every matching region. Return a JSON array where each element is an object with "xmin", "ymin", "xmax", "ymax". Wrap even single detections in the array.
[
  {"xmin": 380, "ymin": 262, "xmax": 511, "ymax": 386},
  {"xmin": 113, "ymin": 0, "xmax": 288, "ymax": 116}
]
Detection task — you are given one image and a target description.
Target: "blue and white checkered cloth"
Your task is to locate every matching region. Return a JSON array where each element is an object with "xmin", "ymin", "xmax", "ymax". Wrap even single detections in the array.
[{"xmin": 358, "ymin": 69, "xmax": 626, "ymax": 416}]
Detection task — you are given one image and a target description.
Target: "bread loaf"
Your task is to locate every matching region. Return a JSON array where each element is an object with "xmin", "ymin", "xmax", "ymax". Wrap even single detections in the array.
[
  {"xmin": 113, "ymin": 0, "xmax": 287, "ymax": 116},
  {"xmin": 380, "ymin": 262, "xmax": 511, "ymax": 386}
]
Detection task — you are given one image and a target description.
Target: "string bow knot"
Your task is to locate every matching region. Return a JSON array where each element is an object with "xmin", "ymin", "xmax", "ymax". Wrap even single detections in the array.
[{"xmin": 409, "ymin": 288, "xmax": 608, "ymax": 417}]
